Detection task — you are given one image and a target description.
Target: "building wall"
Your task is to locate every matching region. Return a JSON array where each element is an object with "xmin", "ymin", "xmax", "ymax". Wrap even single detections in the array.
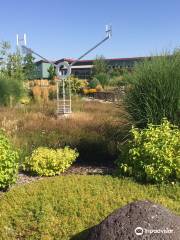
[
  {"xmin": 34, "ymin": 62, "xmax": 51, "ymax": 79},
  {"xmin": 42, "ymin": 62, "xmax": 51, "ymax": 78},
  {"xmin": 34, "ymin": 57, "xmax": 145, "ymax": 79},
  {"xmin": 107, "ymin": 58, "xmax": 143, "ymax": 69},
  {"xmin": 35, "ymin": 62, "xmax": 43, "ymax": 79},
  {"xmin": 71, "ymin": 68, "xmax": 92, "ymax": 79}
]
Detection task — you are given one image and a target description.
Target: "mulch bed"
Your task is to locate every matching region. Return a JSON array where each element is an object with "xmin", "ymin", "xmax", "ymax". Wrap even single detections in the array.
[{"xmin": 16, "ymin": 164, "xmax": 115, "ymax": 185}]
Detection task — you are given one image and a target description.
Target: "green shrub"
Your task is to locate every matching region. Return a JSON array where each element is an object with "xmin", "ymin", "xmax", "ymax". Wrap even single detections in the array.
[
  {"xmin": 124, "ymin": 51, "xmax": 180, "ymax": 127},
  {"xmin": 22, "ymin": 128, "xmax": 117, "ymax": 166},
  {"xmin": 0, "ymin": 46, "xmax": 26, "ymax": 106},
  {"xmin": 89, "ymin": 78, "xmax": 100, "ymax": 88},
  {"xmin": 117, "ymin": 119, "xmax": 180, "ymax": 183},
  {"xmin": 0, "ymin": 130, "xmax": 19, "ymax": 189},
  {"xmin": 60, "ymin": 76, "xmax": 88, "ymax": 95},
  {"xmin": 23, "ymin": 147, "xmax": 79, "ymax": 176},
  {"xmin": 95, "ymin": 73, "xmax": 110, "ymax": 88},
  {"xmin": 69, "ymin": 76, "xmax": 88, "ymax": 94}
]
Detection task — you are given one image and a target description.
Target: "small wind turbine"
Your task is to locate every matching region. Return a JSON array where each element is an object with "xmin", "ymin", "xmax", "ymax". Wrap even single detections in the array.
[{"xmin": 17, "ymin": 25, "xmax": 112, "ymax": 116}]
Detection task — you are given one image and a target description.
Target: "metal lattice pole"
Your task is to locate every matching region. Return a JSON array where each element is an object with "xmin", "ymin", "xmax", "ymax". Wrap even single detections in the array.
[
  {"xmin": 62, "ymin": 79, "xmax": 66, "ymax": 114},
  {"xmin": 69, "ymin": 77, "xmax": 72, "ymax": 113},
  {"xmin": 56, "ymin": 80, "xmax": 59, "ymax": 114}
]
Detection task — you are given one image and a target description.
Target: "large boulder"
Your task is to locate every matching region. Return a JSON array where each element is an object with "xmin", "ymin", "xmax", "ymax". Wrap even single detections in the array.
[{"xmin": 87, "ymin": 200, "xmax": 180, "ymax": 240}]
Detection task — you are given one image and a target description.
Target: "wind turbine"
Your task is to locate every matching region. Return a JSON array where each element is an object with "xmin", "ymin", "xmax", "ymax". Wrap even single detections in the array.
[{"xmin": 17, "ymin": 25, "xmax": 112, "ymax": 116}]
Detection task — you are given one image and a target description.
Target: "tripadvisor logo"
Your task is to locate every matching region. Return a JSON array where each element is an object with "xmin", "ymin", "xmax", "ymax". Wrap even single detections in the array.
[
  {"xmin": 134, "ymin": 227, "xmax": 173, "ymax": 236},
  {"xmin": 135, "ymin": 227, "xmax": 144, "ymax": 236}
]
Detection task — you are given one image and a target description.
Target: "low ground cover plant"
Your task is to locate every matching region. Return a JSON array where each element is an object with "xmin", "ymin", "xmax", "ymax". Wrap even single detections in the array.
[
  {"xmin": 23, "ymin": 146, "xmax": 79, "ymax": 176},
  {"xmin": 117, "ymin": 119, "xmax": 180, "ymax": 183},
  {"xmin": 0, "ymin": 175, "xmax": 179, "ymax": 239},
  {"xmin": 0, "ymin": 130, "xmax": 19, "ymax": 189}
]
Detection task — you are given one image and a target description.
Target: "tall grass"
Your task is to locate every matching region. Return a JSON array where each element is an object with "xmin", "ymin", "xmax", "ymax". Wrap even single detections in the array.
[
  {"xmin": 0, "ymin": 98, "xmax": 129, "ymax": 166},
  {"xmin": 124, "ymin": 50, "xmax": 180, "ymax": 127}
]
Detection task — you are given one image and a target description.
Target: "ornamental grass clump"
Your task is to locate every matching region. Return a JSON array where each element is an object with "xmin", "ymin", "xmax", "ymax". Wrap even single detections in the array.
[
  {"xmin": 0, "ymin": 130, "xmax": 19, "ymax": 189},
  {"xmin": 23, "ymin": 147, "xmax": 79, "ymax": 176},
  {"xmin": 117, "ymin": 119, "xmax": 180, "ymax": 183},
  {"xmin": 124, "ymin": 50, "xmax": 180, "ymax": 127}
]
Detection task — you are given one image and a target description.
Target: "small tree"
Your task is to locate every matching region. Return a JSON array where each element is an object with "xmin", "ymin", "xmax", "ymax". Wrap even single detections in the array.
[
  {"xmin": 0, "ymin": 41, "xmax": 11, "ymax": 70},
  {"xmin": 48, "ymin": 64, "xmax": 56, "ymax": 82},
  {"xmin": 23, "ymin": 53, "xmax": 36, "ymax": 80},
  {"xmin": 0, "ymin": 44, "xmax": 26, "ymax": 106},
  {"xmin": 93, "ymin": 56, "xmax": 110, "ymax": 89},
  {"xmin": 7, "ymin": 50, "xmax": 25, "ymax": 79},
  {"xmin": 93, "ymin": 55, "xmax": 109, "ymax": 75}
]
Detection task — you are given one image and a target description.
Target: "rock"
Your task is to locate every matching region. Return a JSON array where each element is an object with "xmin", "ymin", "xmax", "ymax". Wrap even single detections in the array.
[{"xmin": 87, "ymin": 200, "xmax": 180, "ymax": 240}]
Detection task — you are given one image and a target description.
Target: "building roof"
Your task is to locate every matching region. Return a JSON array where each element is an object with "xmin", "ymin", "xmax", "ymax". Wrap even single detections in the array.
[
  {"xmin": 56, "ymin": 56, "xmax": 148, "ymax": 63},
  {"xmin": 35, "ymin": 59, "xmax": 55, "ymax": 64},
  {"xmin": 77, "ymin": 56, "xmax": 147, "ymax": 62},
  {"xmin": 35, "ymin": 56, "xmax": 150, "ymax": 65}
]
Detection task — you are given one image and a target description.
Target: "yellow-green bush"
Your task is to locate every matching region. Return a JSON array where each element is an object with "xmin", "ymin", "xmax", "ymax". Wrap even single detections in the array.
[
  {"xmin": 96, "ymin": 84, "xmax": 103, "ymax": 92},
  {"xmin": 0, "ymin": 130, "xmax": 19, "ymax": 189},
  {"xmin": 88, "ymin": 88, "xmax": 97, "ymax": 93},
  {"xmin": 23, "ymin": 147, "xmax": 79, "ymax": 176},
  {"xmin": 64, "ymin": 76, "xmax": 88, "ymax": 95},
  {"xmin": 117, "ymin": 119, "xmax": 180, "ymax": 183},
  {"xmin": 82, "ymin": 88, "xmax": 89, "ymax": 95},
  {"xmin": 82, "ymin": 88, "xmax": 97, "ymax": 94},
  {"xmin": 20, "ymin": 96, "xmax": 31, "ymax": 105}
]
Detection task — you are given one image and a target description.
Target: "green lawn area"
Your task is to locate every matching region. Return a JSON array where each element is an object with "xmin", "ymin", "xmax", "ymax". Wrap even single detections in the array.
[{"xmin": 0, "ymin": 175, "xmax": 179, "ymax": 240}]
